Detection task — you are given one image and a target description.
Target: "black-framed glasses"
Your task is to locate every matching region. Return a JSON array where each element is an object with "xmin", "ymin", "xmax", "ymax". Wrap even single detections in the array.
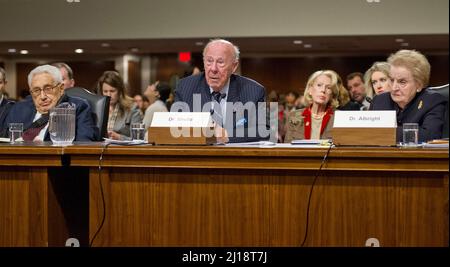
[{"xmin": 30, "ymin": 83, "xmax": 60, "ymax": 96}]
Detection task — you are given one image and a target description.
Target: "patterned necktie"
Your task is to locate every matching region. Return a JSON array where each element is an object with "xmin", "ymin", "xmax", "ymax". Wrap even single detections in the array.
[
  {"xmin": 211, "ymin": 91, "xmax": 226, "ymax": 103},
  {"xmin": 210, "ymin": 92, "xmax": 226, "ymax": 126},
  {"xmin": 22, "ymin": 113, "xmax": 49, "ymax": 141}
]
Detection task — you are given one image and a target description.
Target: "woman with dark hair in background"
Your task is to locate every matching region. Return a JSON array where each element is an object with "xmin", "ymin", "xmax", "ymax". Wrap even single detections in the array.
[
  {"xmin": 96, "ymin": 71, "xmax": 141, "ymax": 140},
  {"xmin": 142, "ymin": 81, "xmax": 171, "ymax": 129}
]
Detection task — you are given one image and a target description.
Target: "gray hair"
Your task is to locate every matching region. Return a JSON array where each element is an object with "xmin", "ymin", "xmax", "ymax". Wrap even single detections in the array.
[
  {"xmin": 203, "ymin": 38, "xmax": 240, "ymax": 62},
  {"xmin": 27, "ymin": 65, "xmax": 63, "ymax": 88}
]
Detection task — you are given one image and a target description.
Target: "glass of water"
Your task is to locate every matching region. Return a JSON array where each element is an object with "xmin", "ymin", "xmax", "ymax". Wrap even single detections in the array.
[
  {"xmin": 130, "ymin": 123, "xmax": 145, "ymax": 141},
  {"xmin": 9, "ymin": 123, "xmax": 23, "ymax": 144},
  {"xmin": 402, "ymin": 123, "xmax": 419, "ymax": 147}
]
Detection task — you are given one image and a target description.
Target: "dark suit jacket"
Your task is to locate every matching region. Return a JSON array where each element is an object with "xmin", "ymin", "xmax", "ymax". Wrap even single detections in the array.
[
  {"xmin": 174, "ymin": 73, "xmax": 268, "ymax": 143},
  {"xmin": 1, "ymin": 94, "xmax": 97, "ymax": 141},
  {"xmin": 370, "ymin": 89, "xmax": 447, "ymax": 142},
  {"xmin": 0, "ymin": 97, "xmax": 14, "ymax": 129}
]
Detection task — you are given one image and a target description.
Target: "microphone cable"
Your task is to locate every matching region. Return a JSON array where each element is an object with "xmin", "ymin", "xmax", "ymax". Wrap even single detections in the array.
[
  {"xmin": 300, "ymin": 142, "xmax": 334, "ymax": 247},
  {"xmin": 89, "ymin": 142, "xmax": 110, "ymax": 247}
]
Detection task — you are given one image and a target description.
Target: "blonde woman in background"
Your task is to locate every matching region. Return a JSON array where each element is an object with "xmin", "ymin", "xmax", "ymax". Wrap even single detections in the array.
[
  {"xmin": 284, "ymin": 70, "xmax": 340, "ymax": 142},
  {"xmin": 96, "ymin": 71, "xmax": 141, "ymax": 140},
  {"xmin": 364, "ymin": 62, "xmax": 392, "ymax": 98}
]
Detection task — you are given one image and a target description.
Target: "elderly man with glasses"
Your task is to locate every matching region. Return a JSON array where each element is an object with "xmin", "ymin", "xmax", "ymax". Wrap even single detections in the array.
[{"xmin": 1, "ymin": 64, "xmax": 97, "ymax": 142}]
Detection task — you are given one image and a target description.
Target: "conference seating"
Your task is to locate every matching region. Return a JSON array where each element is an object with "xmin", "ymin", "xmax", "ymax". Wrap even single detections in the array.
[
  {"xmin": 428, "ymin": 84, "xmax": 449, "ymax": 138},
  {"xmin": 65, "ymin": 87, "xmax": 110, "ymax": 140}
]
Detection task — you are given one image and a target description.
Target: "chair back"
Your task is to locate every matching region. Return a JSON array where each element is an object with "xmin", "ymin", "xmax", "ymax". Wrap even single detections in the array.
[
  {"xmin": 65, "ymin": 87, "xmax": 110, "ymax": 140},
  {"xmin": 428, "ymin": 84, "xmax": 449, "ymax": 138}
]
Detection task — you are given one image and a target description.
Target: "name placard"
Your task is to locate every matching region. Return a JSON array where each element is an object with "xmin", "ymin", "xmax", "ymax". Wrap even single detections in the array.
[
  {"xmin": 148, "ymin": 112, "xmax": 215, "ymax": 145},
  {"xmin": 151, "ymin": 112, "xmax": 212, "ymax": 127},
  {"xmin": 333, "ymin": 110, "xmax": 397, "ymax": 128}
]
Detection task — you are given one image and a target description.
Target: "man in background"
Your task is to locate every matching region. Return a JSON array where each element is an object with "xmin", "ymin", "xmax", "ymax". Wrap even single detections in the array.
[
  {"xmin": 52, "ymin": 62, "xmax": 75, "ymax": 89},
  {"xmin": 346, "ymin": 72, "xmax": 371, "ymax": 110}
]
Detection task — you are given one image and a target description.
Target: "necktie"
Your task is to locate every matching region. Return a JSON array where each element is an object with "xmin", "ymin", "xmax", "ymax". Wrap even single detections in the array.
[
  {"xmin": 211, "ymin": 91, "xmax": 226, "ymax": 103},
  {"xmin": 210, "ymin": 92, "xmax": 226, "ymax": 126},
  {"xmin": 22, "ymin": 113, "xmax": 49, "ymax": 141}
]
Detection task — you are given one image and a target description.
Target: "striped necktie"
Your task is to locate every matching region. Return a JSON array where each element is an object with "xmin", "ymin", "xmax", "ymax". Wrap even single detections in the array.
[{"xmin": 22, "ymin": 113, "xmax": 49, "ymax": 141}]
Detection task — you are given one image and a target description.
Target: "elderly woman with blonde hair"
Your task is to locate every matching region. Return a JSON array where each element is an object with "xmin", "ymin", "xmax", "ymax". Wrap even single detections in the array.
[
  {"xmin": 370, "ymin": 50, "xmax": 446, "ymax": 142},
  {"xmin": 364, "ymin": 61, "xmax": 392, "ymax": 98},
  {"xmin": 284, "ymin": 70, "xmax": 340, "ymax": 142}
]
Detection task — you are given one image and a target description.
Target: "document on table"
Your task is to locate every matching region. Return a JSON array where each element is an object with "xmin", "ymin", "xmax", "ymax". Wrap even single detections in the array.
[{"xmin": 103, "ymin": 138, "xmax": 148, "ymax": 145}]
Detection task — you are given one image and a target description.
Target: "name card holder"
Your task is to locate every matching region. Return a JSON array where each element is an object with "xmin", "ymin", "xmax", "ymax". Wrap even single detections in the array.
[
  {"xmin": 148, "ymin": 112, "xmax": 216, "ymax": 145},
  {"xmin": 331, "ymin": 110, "xmax": 397, "ymax": 146}
]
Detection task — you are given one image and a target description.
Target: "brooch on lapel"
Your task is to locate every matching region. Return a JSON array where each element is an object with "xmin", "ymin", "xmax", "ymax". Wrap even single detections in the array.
[
  {"xmin": 289, "ymin": 114, "xmax": 304, "ymax": 126},
  {"xmin": 418, "ymin": 100, "xmax": 423, "ymax": 110}
]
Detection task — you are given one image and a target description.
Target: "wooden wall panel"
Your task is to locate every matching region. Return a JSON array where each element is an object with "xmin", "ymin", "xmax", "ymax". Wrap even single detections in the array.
[
  {"xmin": 89, "ymin": 167, "xmax": 448, "ymax": 247},
  {"xmin": 0, "ymin": 167, "xmax": 48, "ymax": 247},
  {"xmin": 241, "ymin": 54, "xmax": 449, "ymax": 95},
  {"xmin": 127, "ymin": 60, "xmax": 141, "ymax": 96},
  {"xmin": 15, "ymin": 61, "xmax": 115, "ymax": 97}
]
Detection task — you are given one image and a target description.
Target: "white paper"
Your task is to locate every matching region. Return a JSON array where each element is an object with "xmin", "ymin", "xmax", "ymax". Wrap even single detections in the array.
[
  {"xmin": 291, "ymin": 139, "xmax": 331, "ymax": 145},
  {"xmin": 225, "ymin": 141, "xmax": 276, "ymax": 147},
  {"xmin": 333, "ymin": 110, "xmax": 396, "ymax": 128},
  {"xmin": 151, "ymin": 112, "xmax": 212, "ymax": 127},
  {"xmin": 103, "ymin": 138, "xmax": 147, "ymax": 145}
]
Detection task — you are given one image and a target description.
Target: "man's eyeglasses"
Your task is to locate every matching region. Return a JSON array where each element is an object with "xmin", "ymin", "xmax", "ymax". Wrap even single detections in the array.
[{"xmin": 30, "ymin": 84, "xmax": 60, "ymax": 96}]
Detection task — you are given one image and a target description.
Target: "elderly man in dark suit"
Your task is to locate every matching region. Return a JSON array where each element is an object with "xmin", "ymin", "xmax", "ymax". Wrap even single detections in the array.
[
  {"xmin": 174, "ymin": 39, "xmax": 269, "ymax": 143},
  {"xmin": 370, "ymin": 50, "xmax": 447, "ymax": 143},
  {"xmin": 1, "ymin": 65, "xmax": 97, "ymax": 141}
]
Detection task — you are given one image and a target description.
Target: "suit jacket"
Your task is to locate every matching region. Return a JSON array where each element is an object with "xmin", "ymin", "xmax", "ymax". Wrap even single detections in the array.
[
  {"xmin": 0, "ymin": 96, "xmax": 14, "ymax": 129},
  {"xmin": 284, "ymin": 107, "xmax": 334, "ymax": 143},
  {"xmin": 1, "ymin": 94, "xmax": 97, "ymax": 141},
  {"xmin": 174, "ymin": 73, "xmax": 268, "ymax": 143},
  {"xmin": 370, "ymin": 89, "xmax": 447, "ymax": 142},
  {"xmin": 110, "ymin": 106, "xmax": 142, "ymax": 140}
]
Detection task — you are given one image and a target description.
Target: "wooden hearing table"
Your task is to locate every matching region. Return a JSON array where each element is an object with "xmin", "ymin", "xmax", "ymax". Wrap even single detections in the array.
[{"xmin": 1, "ymin": 142, "xmax": 448, "ymax": 247}]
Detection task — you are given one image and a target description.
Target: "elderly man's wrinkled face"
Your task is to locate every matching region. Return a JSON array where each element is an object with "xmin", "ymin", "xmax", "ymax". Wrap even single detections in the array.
[
  {"xmin": 203, "ymin": 42, "xmax": 238, "ymax": 92},
  {"xmin": 29, "ymin": 72, "xmax": 64, "ymax": 114},
  {"xmin": 389, "ymin": 66, "xmax": 421, "ymax": 109}
]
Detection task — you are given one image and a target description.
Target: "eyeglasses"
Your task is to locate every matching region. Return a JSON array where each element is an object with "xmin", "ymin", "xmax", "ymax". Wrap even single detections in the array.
[{"xmin": 30, "ymin": 84, "xmax": 60, "ymax": 96}]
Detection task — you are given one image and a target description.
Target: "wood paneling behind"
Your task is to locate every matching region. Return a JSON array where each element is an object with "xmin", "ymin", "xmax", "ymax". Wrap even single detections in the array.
[
  {"xmin": 127, "ymin": 60, "xmax": 141, "ymax": 96},
  {"xmin": 16, "ymin": 61, "xmax": 115, "ymax": 97},
  {"xmin": 241, "ymin": 54, "xmax": 449, "ymax": 95}
]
